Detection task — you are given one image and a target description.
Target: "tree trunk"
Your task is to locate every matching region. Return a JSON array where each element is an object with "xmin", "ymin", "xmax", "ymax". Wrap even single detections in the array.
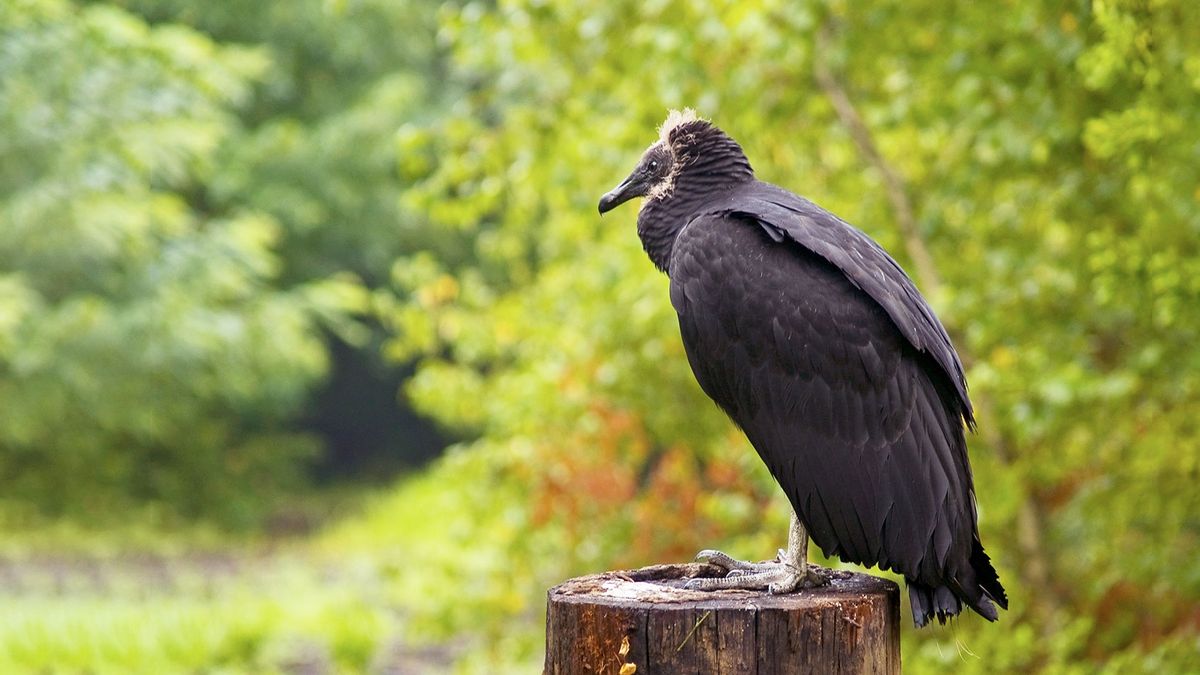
[{"xmin": 544, "ymin": 563, "xmax": 900, "ymax": 675}]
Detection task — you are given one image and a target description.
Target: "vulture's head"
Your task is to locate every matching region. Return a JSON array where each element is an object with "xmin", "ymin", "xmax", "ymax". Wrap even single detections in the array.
[{"xmin": 598, "ymin": 109, "xmax": 754, "ymax": 214}]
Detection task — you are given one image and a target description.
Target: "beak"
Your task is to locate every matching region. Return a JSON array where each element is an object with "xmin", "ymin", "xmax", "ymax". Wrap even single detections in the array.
[{"xmin": 598, "ymin": 174, "xmax": 640, "ymax": 214}]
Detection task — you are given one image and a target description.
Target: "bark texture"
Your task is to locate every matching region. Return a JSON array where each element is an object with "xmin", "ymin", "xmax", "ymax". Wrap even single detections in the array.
[{"xmin": 544, "ymin": 564, "xmax": 899, "ymax": 675}]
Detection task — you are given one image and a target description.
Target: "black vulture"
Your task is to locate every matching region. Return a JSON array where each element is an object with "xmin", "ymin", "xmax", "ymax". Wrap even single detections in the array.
[{"xmin": 598, "ymin": 110, "xmax": 1007, "ymax": 627}]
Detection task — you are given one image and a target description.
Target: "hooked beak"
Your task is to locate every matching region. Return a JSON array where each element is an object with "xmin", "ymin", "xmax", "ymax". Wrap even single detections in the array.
[{"xmin": 598, "ymin": 173, "xmax": 642, "ymax": 214}]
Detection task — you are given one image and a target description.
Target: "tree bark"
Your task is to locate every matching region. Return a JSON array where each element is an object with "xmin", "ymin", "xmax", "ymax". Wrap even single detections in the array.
[{"xmin": 544, "ymin": 563, "xmax": 899, "ymax": 675}]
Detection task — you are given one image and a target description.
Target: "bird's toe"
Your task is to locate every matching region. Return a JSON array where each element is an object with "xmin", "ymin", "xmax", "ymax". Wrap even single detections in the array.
[{"xmin": 694, "ymin": 549, "xmax": 756, "ymax": 571}]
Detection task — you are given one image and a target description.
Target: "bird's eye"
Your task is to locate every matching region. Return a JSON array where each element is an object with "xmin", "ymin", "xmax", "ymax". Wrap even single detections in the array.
[{"xmin": 649, "ymin": 160, "xmax": 659, "ymax": 171}]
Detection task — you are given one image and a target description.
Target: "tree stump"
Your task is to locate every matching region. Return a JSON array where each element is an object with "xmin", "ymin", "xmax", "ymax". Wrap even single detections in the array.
[{"xmin": 544, "ymin": 563, "xmax": 899, "ymax": 675}]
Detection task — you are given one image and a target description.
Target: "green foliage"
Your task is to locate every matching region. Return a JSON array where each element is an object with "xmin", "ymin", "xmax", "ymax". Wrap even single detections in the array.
[
  {"xmin": 112, "ymin": 0, "xmax": 467, "ymax": 477},
  {"xmin": 115, "ymin": 0, "xmax": 459, "ymax": 285},
  {"xmin": 382, "ymin": 0, "xmax": 1200, "ymax": 671},
  {"xmin": 0, "ymin": 0, "xmax": 368, "ymax": 521},
  {"xmin": 0, "ymin": 0, "xmax": 462, "ymax": 520}
]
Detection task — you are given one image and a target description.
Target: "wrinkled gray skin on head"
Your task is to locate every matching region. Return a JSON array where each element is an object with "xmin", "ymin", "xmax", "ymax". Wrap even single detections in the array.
[
  {"xmin": 598, "ymin": 111, "xmax": 757, "ymax": 272},
  {"xmin": 598, "ymin": 109, "xmax": 703, "ymax": 214},
  {"xmin": 597, "ymin": 143, "xmax": 675, "ymax": 214}
]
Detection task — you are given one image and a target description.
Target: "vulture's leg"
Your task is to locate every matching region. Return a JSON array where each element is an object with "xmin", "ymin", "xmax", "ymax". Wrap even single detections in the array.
[{"xmin": 685, "ymin": 510, "xmax": 828, "ymax": 593}]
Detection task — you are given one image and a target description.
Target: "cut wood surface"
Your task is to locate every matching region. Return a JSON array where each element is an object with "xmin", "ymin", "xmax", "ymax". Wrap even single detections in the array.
[{"xmin": 544, "ymin": 563, "xmax": 899, "ymax": 675}]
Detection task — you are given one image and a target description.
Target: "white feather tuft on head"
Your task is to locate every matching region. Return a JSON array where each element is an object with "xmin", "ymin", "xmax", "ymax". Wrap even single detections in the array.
[{"xmin": 658, "ymin": 108, "xmax": 702, "ymax": 144}]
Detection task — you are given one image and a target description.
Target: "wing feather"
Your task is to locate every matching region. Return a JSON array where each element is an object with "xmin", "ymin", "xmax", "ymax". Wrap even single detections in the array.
[{"xmin": 695, "ymin": 183, "xmax": 974, "ymax": 426}]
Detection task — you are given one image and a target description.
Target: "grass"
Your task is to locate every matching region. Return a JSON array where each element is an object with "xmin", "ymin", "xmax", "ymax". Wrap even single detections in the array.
[
  {"xmin": 0, "ymin": 544, "xmax": 395, "ymax": 673},
  {"xmin": 0, "ymin": 461, "xmax": 543, "ymax": 674}
]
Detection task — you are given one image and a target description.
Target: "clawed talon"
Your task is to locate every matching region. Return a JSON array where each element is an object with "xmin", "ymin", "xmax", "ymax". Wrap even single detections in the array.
[
  {"xmin": 694, "ymin": 549, "xmax": 759, "ymax": 571},
  {"xmin": 685, "ymin": 548, "xmax": 830, "ymax": 593},
  {"xmin": 684, "ymin": 514, "xmax": 830, "ymax": 594}
]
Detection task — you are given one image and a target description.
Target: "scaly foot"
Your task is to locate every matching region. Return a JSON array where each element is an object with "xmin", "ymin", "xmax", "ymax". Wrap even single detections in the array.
[{"xmin": 684, "ymin": 548, "xmax": 830, "ymax": 594}]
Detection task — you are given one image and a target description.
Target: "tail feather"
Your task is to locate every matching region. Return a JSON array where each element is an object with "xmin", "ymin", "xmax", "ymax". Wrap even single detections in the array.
[
  {"xmin": 908, "ymin": 537, "xmax": 1008, "ymax": 627},
  {"xmin": 970, "ymin": 534, "xmax": 1009, "ymax": 611},
  {"xmin": 908, "ymin": 581, "xmax": 967, "ymax": 627}
]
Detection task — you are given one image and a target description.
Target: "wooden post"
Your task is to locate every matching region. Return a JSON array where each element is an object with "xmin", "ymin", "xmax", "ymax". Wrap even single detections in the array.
[{"xmin": 544, "ymin": 563, "xmax": 899, "ymax": 675}]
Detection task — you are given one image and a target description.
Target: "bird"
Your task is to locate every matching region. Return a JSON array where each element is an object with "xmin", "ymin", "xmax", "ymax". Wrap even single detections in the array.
[{"xmin": 597, "ymin": 109, "xmax": 1007, "ymax": 627}]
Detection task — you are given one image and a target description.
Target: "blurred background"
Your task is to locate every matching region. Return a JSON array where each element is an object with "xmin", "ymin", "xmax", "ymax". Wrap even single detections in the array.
[{"xmin": 1, "ymin": 0, "xmax": 1198, "ymax": 672}]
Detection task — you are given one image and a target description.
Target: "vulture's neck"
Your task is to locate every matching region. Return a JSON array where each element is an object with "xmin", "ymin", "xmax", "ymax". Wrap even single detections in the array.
[{"xmin": 637, "ymin": 143, "xmax": 754, "ymax": 273}]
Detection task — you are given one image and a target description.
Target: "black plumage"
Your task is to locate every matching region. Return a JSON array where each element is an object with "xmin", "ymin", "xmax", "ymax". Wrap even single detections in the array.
[{"xmin": 598, "ymin": 111, "xmax": 1007, "ymax": 627}]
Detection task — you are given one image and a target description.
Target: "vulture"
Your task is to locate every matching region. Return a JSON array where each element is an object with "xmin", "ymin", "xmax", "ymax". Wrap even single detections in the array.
[{"xmin": 598, "ymin": 110, "xmax": 1007, "ymax": 627}]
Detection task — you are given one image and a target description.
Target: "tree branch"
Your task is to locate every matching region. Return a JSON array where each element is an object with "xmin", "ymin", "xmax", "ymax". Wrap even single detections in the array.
[{"xmin": 812, "ymin": 23, "xmax": 942, "ymax": 293}]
